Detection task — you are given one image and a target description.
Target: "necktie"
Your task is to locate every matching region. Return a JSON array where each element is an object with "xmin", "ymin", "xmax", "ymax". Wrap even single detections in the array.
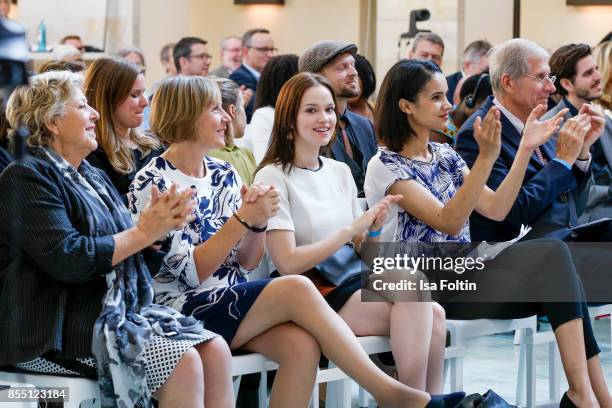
[
  {"xmin": 339, "ymin": 121, "xmax": 354, "ymax": 160},
  {"xmin": 534, "ymin": 146, "xmax": 548, "ymax": 165}
]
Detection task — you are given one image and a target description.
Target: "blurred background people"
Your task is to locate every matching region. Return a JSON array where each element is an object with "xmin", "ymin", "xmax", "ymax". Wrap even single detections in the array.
[
  {"xmin": 243, "ymin": 53, "xmax": 298, "ymax": 163},
  {"xmin": 211, "ymin": 35, "xmax": 242, "ymax": 78}
]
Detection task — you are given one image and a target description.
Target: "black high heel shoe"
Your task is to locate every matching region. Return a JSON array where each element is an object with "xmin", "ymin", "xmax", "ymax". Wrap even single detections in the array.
[
  {"xmin": 560, "ymin": 392, "xmax": 578, "ymax": 408},
  {"xmin": 425, "ymin": 391, "xmax": 466, "ymax": 408}
]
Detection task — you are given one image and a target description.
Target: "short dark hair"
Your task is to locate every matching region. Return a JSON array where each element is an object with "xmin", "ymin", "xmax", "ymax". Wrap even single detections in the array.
[
  {"xmin": 549, "ymin": 43, "xmax": 592, "ymax": 97},
  {"xmin": 459, "ymin": 71, "xmax": 492, "ymax": 105},
  {"xmin": 376, "ymin": 59, "xmax": 442, "ymax": 152},
  {"xmin": 160, "ymin": 42, "xmax": 175, "ymax": 63},
  {"xmin": 354, "ymin": 54, "xmax": 376, "ymax": 99},
  {"xmin": 255, "ymin": 54, "xmax": 299, "ymax": 109},
  {"xmin": 241, "ymin": 28, "xmax": 270, "ymax": 48},
  {"xmin": 412, "ymin": 32, "xmax": 445, "ymax": 53},
  {"xmin": 173, "ymin": 36, "xmax": 207, "ymax": 73}
]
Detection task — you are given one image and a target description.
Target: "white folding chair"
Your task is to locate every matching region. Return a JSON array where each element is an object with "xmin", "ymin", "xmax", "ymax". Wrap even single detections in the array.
[{"xmin": 0, "ymin": 370, "xmax": 99, "ymax": 408}]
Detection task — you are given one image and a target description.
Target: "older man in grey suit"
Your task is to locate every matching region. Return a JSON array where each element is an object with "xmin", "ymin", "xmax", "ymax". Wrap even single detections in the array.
[{"xmin": 544, "ymin": 43, "xmax": 612, "ymax": 221}]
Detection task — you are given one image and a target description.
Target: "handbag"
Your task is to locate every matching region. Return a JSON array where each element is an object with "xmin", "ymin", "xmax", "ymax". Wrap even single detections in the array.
[{"xmin": 315, "ymin": 244, "xmax": 364, "ymax": 286}]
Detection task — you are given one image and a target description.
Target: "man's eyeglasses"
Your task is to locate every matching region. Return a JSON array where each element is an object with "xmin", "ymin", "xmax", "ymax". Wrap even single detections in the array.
[
  {"xmin": 249, "ymin": 46, "xmax": 278, "ymax": 54},
  {"xmin": 188, "ymin": 53, "xmax": 212, "ymax": 61},
  {"xmin": 523, "ymin": 74, "xmax": 556, "ymax": 85}
]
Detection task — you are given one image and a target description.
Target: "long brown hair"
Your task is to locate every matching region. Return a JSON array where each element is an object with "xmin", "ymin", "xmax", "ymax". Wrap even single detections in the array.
[
  {"xmin": 84, "ymin": 57, "xmax": 160, "ymax": 174},
  {"xmin": 255, "ymin": 72, "xmax": 337, "ymax": 174}
]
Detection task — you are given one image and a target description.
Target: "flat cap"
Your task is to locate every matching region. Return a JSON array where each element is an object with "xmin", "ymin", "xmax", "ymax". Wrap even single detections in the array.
[{"xmin": 299, "ymin": 40, "xmax": 358, "ymax": 73}]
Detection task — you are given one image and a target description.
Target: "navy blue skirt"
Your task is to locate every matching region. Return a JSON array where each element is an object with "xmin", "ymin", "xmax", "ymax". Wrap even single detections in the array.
[{"xmin": 182, "ymin": 279, "xmax": 272, "ymax": 344}]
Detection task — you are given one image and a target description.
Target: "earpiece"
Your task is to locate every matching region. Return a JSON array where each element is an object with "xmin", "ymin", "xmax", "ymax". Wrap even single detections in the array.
[{"xmin": 465, "ymin": 73, "xmax": 489, "ymax": 109}]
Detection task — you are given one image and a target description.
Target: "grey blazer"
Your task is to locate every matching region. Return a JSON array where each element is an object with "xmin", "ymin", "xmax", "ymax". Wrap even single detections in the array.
[{"xmin": 543, "ymin": 99, "xmax": 612, "ymax": 221}]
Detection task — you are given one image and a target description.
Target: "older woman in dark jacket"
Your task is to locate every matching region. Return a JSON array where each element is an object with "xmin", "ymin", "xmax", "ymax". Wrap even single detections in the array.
[{"xmin": 0, "ymin": 71, "xmax": 234, "ymax": 408}]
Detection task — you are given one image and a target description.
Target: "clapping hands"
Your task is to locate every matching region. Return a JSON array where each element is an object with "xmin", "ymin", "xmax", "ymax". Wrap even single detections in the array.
[
  {"xmin": 236, "ymin": 182, "xmax": 280, "ymax": 229},
  {"xmin": 578, "ymin": 103, "xmax": 606, "ymax": 157},
  {"xmin": 350, "ymin": 194, "xmax": 403, "ymax": 239},
  {"xmin": 473, "ymin": 107, "xmax": 502, "ymax": 163},
  {"xmin": 520, "ymin": 104, "xmax": 567, "ymax": 151},
  {"xmin": 137, "ymin": 183, "xmax": 196, "ymax": 242}
]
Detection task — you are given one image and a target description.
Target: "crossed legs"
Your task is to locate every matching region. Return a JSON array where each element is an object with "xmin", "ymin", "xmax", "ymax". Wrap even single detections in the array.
[{"xmin": 229, "ymin": 275, "xmax": 431, "ymax": 408}]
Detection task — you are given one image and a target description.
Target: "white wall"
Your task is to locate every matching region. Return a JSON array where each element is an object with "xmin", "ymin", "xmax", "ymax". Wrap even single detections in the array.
[
  {"xmin": 375, "ymin": 0, "xmax": 460, "ymax": 87},
  {"xmin": 188, "ymin": 0, "xmax": 361, "ymax": 79},
  {"xmin": 18, "ymin": 0, "xmax": 133, "ymax": 52},
  {"xmin": 138, "ymin": 0, "xmax": 191, "ymax": 86},
  {"xmin": 461, "ymin": 0, "xmax": 513, "ymax": 49},
  {"xmin": 521, "ymin": 0, "xmax": 612, "ymax": 51}
]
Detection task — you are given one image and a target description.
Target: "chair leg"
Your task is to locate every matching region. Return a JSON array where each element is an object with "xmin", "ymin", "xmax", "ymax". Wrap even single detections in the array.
[
  {"xmin": 232, "ymin": 375, "xmax": 242, "ymax": 401},
  {"xmin": 609, "ymin": 316, "xmax": 612, "ymax": 353},
  {"xmin": 525, "ymin": 339, "xmax": 536, "ymax": 408},
  {"xmin": 337, "ymin": 379, "xmax": 352, "ymax": 408},
  {"xmin": 516, "ymin": 331, "xmax": 526, "ymax": 406},
  {"xmin": 358, "ymin": 386, "xmax": 370, "ymax": 407},
  {"xmin": 258, "ymin": 371, "xmax": 267, "ymax": 408},
  {"xmin": 310, "ymin": 381, "xmax": 319, "ymax": 408},
  {"xmin": 450, "ymin": 356, "xmax": 463, "ymax": 392},
  {"xmin": 548, "ymin": 342, "xmax": 561, "ymax": 403}
]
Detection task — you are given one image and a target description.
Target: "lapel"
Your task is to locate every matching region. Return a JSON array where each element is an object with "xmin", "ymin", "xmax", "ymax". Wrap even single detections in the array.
[
  {"xmin": 241, "ymin": 64, "xmax": 257, "ymax": 84},
  {"xmin": 496, "ymin": 100, "xmax": 554, "ymax": 169},
  {"xmin": 600, "ymin": 115, "xmax": 612, "ymax": 168}
]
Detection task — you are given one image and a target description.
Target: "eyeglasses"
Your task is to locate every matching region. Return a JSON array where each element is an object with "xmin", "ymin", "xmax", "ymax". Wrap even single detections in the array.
[
  {"xmin": 523, "ymin": 74, "xmax": 556, "ymax": 85},
  {"xmin": 188, "ymin": 53, "xmax": 212, "ymax": 61},
  {"xmin": 249, "ymin": 46, "xmax": 278, "ymax": 54}
]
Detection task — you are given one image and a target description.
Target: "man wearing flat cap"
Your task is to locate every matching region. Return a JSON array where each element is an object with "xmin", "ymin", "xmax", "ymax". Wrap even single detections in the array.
[{"xmin": 299, "ymin": 40, "xmax": 377, "ymax": 197}]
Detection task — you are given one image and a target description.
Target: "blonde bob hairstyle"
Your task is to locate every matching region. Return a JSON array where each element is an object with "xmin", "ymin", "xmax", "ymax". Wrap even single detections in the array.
[
  {"xmin": 150, "ymin": 75, "xmax": 221, "ymax": 145},
  {"xmin": 6, "ymin": 70, "xmax": 82, "ymax": 147}
]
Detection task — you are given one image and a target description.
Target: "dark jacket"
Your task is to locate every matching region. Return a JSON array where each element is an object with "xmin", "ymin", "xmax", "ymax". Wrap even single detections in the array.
[
  {"xmin": 229, "ymin": 64, "xmax": 258, "ymax": 123},
  {"xmin": 326, "ymin": 109, "xmax": 377, "ymax": 198},
  {"xmin": 0, "ymin": 153, "xmax": 116, "ymax": 365},
  {"xmin": 0, "ymin": 146, "xmax": 12, "ymax": 173},
  {"xmin": 86, "ymin": 146, "xmax": 164, "ymax": 200},
  {"xmin": 455, "ymin": 96, "xmax": 590, "ymax": 241},
  {"xmin": 446, "ymin": 71, "xmax": 463, "ymax": 104}
]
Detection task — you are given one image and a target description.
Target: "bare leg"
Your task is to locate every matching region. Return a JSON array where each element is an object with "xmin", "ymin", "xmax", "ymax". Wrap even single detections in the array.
[
  {"xmin": 230, "ymin": 275, "xmax": 430, "ymax": 408},
  {"xmin": 587, "ymin": 355, "xmax": 612, "ymax": 408},
  {"xmin": 425, "ymin": 303, "xmax": 446, "ymax": 394},
  {"xmin": 338, "ymin": 291, "xmax": 438, "ymax": 391},
  {"xmin": 195, "ymin": 337, "xmax": 234, "ymax": 408},
  {"xmin": 555, "ymin": 319, "xmax": 599, "ymax": 407},
  {"xmin": 239, "ymin": 323, "xmax": 320, "ymax": 408},
  {"xmin": 155, "ymin": 348, "xmax": 205, "ymax": 408}
]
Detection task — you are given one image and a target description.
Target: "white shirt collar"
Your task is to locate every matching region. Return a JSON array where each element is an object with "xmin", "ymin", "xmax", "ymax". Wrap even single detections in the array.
[
  {"xmin": 243, "ymin": 62, "xmax": 261, "ymax": 80},
  {"xmin": 492, "ymin": 97, "xmax": 524, "ymax": 134}
]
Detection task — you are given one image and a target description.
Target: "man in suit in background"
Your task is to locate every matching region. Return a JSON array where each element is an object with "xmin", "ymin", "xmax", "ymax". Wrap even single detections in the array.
[
  {"xmin": 229, "ymin": 28, "xmax": 275, "ymax": 123},
  {"xmin": 456, "ymin": 38, "xmax": 611, "ymax": 302},
  {"xmin": 406, "ymin": 32, "xmax": 445, "ymax": 69},
  {"xmin": 545, "ymin": 43, "xmax": 612, "ymax": 221},
  {"xmin": 446, "ymin": 39, "xmax": 492, "ymax": 104},
  {"xmin": 210, "ymin": 35, "xmax": 242, "ymax": 78},
  {"xmin": 173, "ymin": 36, "xmax": 212, "ymax": 77}
]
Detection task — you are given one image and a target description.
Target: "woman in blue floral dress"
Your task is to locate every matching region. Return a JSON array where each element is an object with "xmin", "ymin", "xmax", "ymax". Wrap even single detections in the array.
[
  {"xmin": 129, "ymin": 75, "xmax": 466, "ymax": 408},
  {"xmin": 364, "ymin": 59, "xmax": 611, "ymax": 408}
]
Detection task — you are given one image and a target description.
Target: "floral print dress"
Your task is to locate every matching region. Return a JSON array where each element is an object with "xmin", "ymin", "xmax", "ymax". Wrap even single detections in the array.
[{"xmin": 129, "ymin": 155, "xmax": 270, "ymax": 343}]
